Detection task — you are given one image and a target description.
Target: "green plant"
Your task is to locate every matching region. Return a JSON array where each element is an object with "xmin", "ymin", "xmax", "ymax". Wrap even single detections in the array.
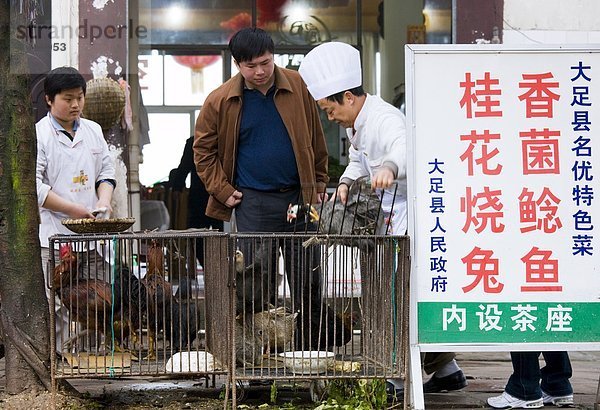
[
  {"xmin": 270, "ymin": 381, "xmax": 278, "ymax": 403},
  {"xmin": 315, "ymin": 378, "xmax": 387, "ymax": 410}
]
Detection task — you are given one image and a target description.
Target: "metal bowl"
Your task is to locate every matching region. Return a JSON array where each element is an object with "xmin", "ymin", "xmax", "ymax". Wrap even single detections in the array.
[{"xmin": 279, "ymin": 351, "xmax": 335, "ymax": 374}]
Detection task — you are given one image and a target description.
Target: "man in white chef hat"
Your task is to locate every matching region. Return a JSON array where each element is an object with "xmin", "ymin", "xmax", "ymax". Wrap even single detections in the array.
[{"xmin": 299, "ymin": 42, "xmax": 467, "ymax": 397}]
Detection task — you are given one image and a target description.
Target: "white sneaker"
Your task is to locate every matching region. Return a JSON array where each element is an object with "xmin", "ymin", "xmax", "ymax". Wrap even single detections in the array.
[
  {"xmin": 487, "ymin": 391, "xmax": 544, "ymax": 409},
  {"xmin": 542, "ymin": 391, "xmax": 574, "ymax": 407}
]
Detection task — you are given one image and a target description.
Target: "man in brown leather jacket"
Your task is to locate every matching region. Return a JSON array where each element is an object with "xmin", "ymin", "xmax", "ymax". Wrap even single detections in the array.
[
  {"xmin": 194, "ymin": 28, "xmax": 328, "ymax": 221},
  {"xmin": 194, "ymin": 27, "xmax": 333, "ymax": 350}
]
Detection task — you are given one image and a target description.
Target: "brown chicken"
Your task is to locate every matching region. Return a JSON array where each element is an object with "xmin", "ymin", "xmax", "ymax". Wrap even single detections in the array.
[
  {"xmin": 53, "ymin": 244, "xmax": 113, "ymax": 352},
  {"xmin": 142, "ymin": 239, "xmax": 173, "ymax": 359},
  {"xmin": 112, "ymin": 265, "xmax": 144, "ymax": 352}
]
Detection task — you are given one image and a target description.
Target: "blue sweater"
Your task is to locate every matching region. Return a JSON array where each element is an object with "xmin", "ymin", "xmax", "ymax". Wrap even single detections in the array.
[{"xmin": 235, "ymin": 85, "xmax": 300, "ymax": 191}]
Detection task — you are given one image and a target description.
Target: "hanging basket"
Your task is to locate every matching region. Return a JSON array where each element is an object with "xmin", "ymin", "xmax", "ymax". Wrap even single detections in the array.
[{"xmin": 82, "ymin": 77, "xmax": 126, "ymax": 130}]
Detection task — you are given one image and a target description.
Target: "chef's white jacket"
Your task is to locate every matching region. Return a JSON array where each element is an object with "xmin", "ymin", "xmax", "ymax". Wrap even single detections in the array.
[
  {"xmin": 36, "ymin": 114, "xmax": 115, "ymax": 247},
  {"xmin": 341, "ymin": 94, "xmax": 408, "ymax": 235}
]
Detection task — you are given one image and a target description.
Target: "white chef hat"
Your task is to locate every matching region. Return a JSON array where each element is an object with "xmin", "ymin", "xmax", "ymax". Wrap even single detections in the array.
[{"xmin": 299, "ymin": 42, "xmax": 362, "ymax": 101}]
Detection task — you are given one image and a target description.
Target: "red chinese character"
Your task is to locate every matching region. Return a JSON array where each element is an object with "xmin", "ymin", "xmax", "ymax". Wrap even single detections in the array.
[
  {"xmin": 461, "ymin": 247, "xmax": 504, "ymax": 293},
  {"xmin": 520, "ymin": 128, "xmax": 561, "ymax": 174},
  {"xmin": 518, "ymin": 72, "xmax": 560, "ymax": 118},
  {"xmin": 520, "ymin": 247, "xmax": 562, "ymax": 292},
  {"xmin": 461, "ymin": 186, "xmax": 505, "ymax": 233},
  {"xmin": 518, "ymin": 187, "xmax": 563, "ymax": 233},
  {"xmin": 459, "ymin": 72, "xmax": 502, "ymax": 118},
  {"xmin": 459, "ymin": 72, "xmax": 477, "ymax": 118},
  {"xmin": 460, "ymin": 130, "xmax": 503, "ymax": 176},
  {"xmin": 518, "ymin": 188, "xmax": 537, "ymax": 232},
  {"xmin": 537, "ymin": 187, "xmax": 562, "ymax": 233}
]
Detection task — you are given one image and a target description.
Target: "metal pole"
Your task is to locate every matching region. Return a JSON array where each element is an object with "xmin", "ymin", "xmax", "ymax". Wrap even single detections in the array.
[{"xmin": 595, "ymin": 373, "xmax": 600, "ymax": 410}]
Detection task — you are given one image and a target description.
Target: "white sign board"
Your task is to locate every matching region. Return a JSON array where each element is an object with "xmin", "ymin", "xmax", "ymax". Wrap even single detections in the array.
[{"xmin": 406, "ymin": 45, "xmax": 600, "ymax": 351}]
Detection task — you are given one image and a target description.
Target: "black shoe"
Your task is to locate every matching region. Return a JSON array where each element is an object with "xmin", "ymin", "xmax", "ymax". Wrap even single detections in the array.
[
  {"xmin": 423, "ymin": 370, "xmax": 467, "ymax": 393},
  {"xmin": 386, "ymin": 381, "xmax": 404, "ymax": 401}
]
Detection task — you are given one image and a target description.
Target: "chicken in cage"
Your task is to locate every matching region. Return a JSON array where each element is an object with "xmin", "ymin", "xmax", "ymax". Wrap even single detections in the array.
[
  {"xmin": 233, "ymin": 238, "xmax": 357, "ymax": 352},
  {"xmin": 52, "ymin": 236, "xmax": 205, "ymax": 365},
  {"xmin": 141, "ymin": 239, "xmax": 174, "ymax": 359},
  {"xmin": 53, "ymin": 244, "xmax": 116, "ymax": 352},
  {"xmin": 252, "ymin": 306, "xmax": 298, "ymax": 353},
  {"xmin": 234, "ymin": 245, "xmax": 272, "ymax": 315},
  {"xmin": 286, "ymin": 177, "xmax": 392, "ymax": 249}
]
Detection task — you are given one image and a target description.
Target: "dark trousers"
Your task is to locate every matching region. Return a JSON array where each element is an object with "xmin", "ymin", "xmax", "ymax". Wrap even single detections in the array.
[
  {"xmin": 235, "ymin": 187, "xmax": 329, "ymax": 349},
  {"xmin": 505, "ymin": 351, "xmax": 573, "ymax": 400},
  {"xmin": 423, "ymin": 352, "xmax": 456, "ymax": 375}
]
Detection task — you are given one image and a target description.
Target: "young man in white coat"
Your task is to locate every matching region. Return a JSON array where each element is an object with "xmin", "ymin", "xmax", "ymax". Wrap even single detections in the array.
[
  {"xmin": 299, "ymin": 41, "xmax": 467, "ymax": 397},
  {"xmin": 36, "ymin": 66, "xmax": 115, "ymax": 353}
]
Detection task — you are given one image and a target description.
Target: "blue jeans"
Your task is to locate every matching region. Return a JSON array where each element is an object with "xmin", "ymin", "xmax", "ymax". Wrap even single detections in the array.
[{"xmin": 505, "ymin": 351, "xmax": 573, "ymax": 401}]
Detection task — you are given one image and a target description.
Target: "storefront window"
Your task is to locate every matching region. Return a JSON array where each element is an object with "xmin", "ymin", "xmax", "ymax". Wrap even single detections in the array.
[
  {"xmin": 140, "ymin": 0, "xmax": 252, "ymax": 46},
  {"xmin": 139, "ymin": 113, "xmax": 190, "ymax": 186},
  {"xmin": 140, "ymin": 53, "xmax": 223, "ymax": 106},
  {"xmin": 140, "ymin": 0, "xmax": 364, "ymax": 47}
]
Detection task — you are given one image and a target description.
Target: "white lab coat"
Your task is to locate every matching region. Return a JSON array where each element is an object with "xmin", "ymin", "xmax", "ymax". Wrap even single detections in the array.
[
  {"xmin": 36, "ymin": 114, "xmax": 115, "ymax": 247},
  {"xmin": 341, "ymin": 94, "xmax": 407, "ymax": 235}
]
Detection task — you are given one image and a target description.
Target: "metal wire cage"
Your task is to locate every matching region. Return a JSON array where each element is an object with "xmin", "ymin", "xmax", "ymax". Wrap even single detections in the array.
[
  {"xmin": 48, "ymin": 231, "xmax": 409, "ymax": 405},
  {"xmin": 229, "ymin": 234, "xmax": 409, "ymax": 381},
  {"xmin": 48, "ymin": 230, "xmax": 228, "ymax": 381}
]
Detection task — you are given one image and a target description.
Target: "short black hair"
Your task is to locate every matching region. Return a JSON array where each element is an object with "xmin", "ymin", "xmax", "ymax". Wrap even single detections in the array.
[
  {"xmin": 228, "ymin": 27, "xmax": 275, "ymax": 63},
  {"xmin": 44, "ymin": 66, "xmax": 86, "ymax": 103},
  {"xmin": 326, "ymin": 86, "xmax": 366, "ymax": 104}
]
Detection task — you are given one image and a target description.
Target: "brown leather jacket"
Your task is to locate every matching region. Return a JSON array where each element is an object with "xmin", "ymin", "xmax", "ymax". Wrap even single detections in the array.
[{"xmin": 193, "ymin": 66, "xmax": 329, "ymax": 221}]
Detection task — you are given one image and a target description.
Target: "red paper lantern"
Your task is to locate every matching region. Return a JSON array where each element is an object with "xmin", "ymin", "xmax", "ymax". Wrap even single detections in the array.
[
  {"xmin": 173, "ymin": 55, "xmax": 220, "ymax": 94},
  {"xmin": 173, "ymin": 55, "xmax": 219, "ymax": 71}
]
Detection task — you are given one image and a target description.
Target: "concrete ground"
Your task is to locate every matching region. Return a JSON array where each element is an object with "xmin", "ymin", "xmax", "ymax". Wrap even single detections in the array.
[
  {"xmin": 0, "ymin": 351, "xmax": 598, "ymax": 408},
  {"xmin": 423, "ymin": 351, "xmax": 599, "ymax": 409}
]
